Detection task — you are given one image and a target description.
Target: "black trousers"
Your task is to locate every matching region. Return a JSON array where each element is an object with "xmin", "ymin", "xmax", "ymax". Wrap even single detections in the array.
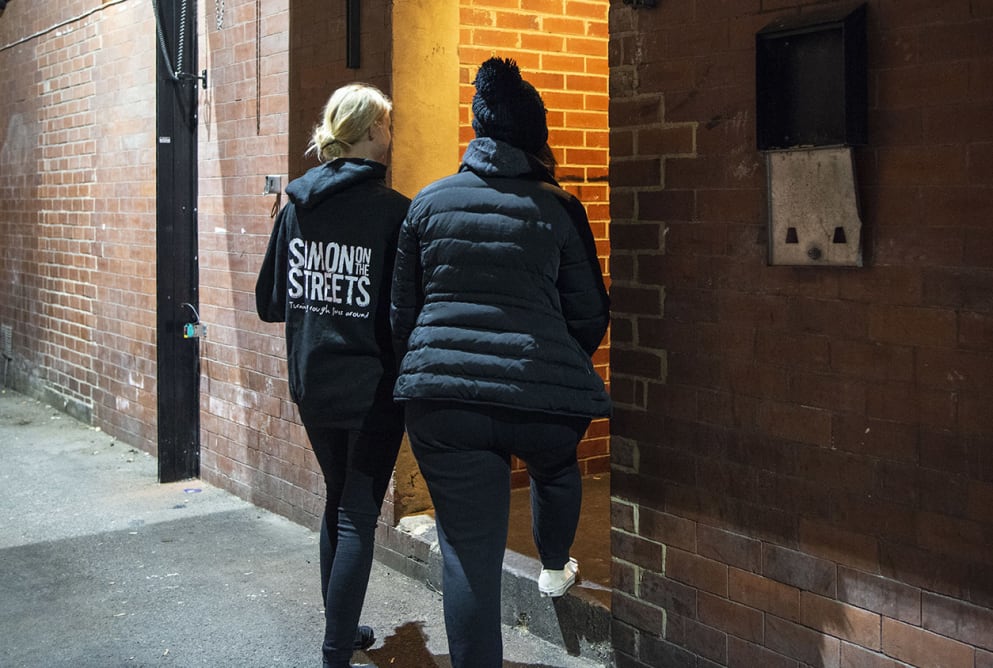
[
  {"xmin": 305, "ymin": 417, "xmax": 403, "ymax": 668},
  {"xmin": 405, "ymin": 400, "xmax": 590, "ymax": 668}
]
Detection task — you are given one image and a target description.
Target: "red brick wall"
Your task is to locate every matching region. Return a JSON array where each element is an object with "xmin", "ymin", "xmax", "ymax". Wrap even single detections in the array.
[
  {"xmin": 0, "ymin": 1, "xmax": 158, "ymax": 449},
  {"xmin": 196, "ymin": 0, "xmax": 295, "ymax": 517},
  {"xmin": 460, "ymin": 0, "xmax": 612, "ymax": 481},
  {"xmin": 609, "ymin": 2, "xmax": 993, "ymax": 667}
]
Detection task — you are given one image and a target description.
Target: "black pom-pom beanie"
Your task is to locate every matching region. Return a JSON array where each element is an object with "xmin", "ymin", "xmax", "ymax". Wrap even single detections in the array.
[{"xmin": 471, "ymin": 57, "xmax": 548, "ymax": 154}]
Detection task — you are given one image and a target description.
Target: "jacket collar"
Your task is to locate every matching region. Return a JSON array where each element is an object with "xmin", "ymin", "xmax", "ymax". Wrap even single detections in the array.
[{"xmin": 460, "ymin": 138, "xmax": 557, "ymax": 186}]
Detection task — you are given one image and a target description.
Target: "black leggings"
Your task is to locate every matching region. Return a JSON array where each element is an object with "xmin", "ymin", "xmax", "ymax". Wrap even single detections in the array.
[
  {"xmin": 405, "ymin": 400, "xmax": 590, "ymax": 668},
  {"xmin": 305, "ymin": 420, "xmax": 403, "ymax": 668}
]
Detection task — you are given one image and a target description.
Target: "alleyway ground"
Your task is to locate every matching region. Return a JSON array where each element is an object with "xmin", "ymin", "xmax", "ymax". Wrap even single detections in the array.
[{"xmin": 0, "ymin": 389, "xmax": 606, "ymax": 668}]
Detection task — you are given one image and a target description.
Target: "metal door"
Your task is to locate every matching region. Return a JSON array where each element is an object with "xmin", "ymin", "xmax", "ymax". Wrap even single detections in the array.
[{"xmin": 154, "ymin": 0, "xmax": 202, "ymax": 482}]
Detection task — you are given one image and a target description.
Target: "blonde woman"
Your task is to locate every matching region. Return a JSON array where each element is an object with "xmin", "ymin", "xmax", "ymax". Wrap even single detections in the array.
[{"xmin": 256, "ymin": 83, "xmax": 407, "ymax": 668}]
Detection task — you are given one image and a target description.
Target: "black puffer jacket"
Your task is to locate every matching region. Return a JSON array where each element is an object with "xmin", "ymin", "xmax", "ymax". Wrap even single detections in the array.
[
  {"xmin": 390, "ymin": 138, "xmax": 610, "ymax": 418},
  {"xmin": 256, "ymin": 159, "xmax": 410, "ymax": 429}
]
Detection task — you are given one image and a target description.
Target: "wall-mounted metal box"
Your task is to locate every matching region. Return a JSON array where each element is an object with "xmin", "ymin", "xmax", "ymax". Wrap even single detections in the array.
[
  {"xmin": 756, "ymin": 4, "xmax": 867, "ymax": 150},
  {"xmin": 766, "ymin": 147, "xmax": 863, "ymax": 266}
]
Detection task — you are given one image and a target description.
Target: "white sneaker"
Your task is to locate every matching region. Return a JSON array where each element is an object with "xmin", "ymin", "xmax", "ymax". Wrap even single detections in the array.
[{"xmin": 538, "ymin": 557, "xmax": 579, "ymax": 597}]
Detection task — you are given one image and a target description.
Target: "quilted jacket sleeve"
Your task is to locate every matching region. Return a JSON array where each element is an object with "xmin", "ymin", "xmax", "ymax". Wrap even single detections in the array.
[
  {"xmin": 556, "ymin": 195, "xmax": 610, "ymax": 357},
  {"xmin": 389, "ymin": 215, "xmax": 424, "ymax": 353}
]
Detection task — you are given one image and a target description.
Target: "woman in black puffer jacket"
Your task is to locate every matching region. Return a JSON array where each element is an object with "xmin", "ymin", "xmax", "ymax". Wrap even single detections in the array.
[{"xmin": 390, "ymin": 57, "xmax": 610, "ymax": 668}]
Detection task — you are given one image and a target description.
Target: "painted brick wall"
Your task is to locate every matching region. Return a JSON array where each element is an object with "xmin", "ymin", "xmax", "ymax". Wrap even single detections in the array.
[
  {"xmin": 0, "ymin": 1, "xmax": 158, "ymax": 449},
  {"xmin": 460, "ymin": 0, "xmax": 612, "ymax": 480},
  {"xmin": 609, "ymin": 2, "xmax": 993, "ymax": 667}
]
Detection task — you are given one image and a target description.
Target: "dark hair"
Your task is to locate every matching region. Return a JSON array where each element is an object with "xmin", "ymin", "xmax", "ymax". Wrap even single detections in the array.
[{"xmin": 535, "ymin": 143, "xmax": 557, "ymax": 177}]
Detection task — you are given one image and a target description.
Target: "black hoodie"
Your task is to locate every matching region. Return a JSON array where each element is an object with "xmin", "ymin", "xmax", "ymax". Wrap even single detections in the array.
[{"xmin": 256, "ymin": 158, "xmax": 410, "ymax": 429}]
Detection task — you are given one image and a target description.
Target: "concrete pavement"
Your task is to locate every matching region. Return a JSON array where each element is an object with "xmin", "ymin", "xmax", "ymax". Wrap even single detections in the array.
[{"xmin": 0, "ymin": 389, "xmax": 610, "ymax": 668}]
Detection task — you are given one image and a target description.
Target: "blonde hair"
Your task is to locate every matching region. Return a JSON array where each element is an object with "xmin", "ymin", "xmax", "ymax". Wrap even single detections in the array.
[{"xmin": 307, "ymin": 83, "xmax": 392, "ymax": 163}]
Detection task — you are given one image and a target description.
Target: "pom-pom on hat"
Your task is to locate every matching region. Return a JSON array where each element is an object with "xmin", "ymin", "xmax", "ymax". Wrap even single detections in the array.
[{"xmin": 471, "ymin": 57, "xmax": 548, "ymax": 154}]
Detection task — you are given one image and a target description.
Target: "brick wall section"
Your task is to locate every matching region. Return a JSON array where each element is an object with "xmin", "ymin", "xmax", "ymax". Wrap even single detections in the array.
[
  {"xmin": 197, "ymin": 0, "xmax": 305, "ymax": 524},
  {"xmin": 460, "ymin": 0, "xmax": 612, "ymax": 481},
  {"xmin": 90, "ymin": 3, "xmax": 159, "ymax": 451},
  {"xmin": 609, "ymin": 2, "xmax": 993, "ymax": 667},
  {"xmin": 0, "ymin": 1, "xmax": 158, "ymax": 448}
]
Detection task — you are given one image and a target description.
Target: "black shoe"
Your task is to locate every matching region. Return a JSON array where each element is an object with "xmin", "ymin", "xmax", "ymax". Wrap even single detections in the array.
[{"xmin": 353, "ymin": 625, "xmax": 376, "ymax": 651}]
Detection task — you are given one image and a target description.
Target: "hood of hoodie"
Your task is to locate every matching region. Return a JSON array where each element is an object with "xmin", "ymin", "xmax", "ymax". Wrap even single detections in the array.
[
  {"xmin": 460, "ymin": 137, "xmax": 557, "ymax": 186},
  {"xmin": 286, "ymin": 158, "xmax": 387, "ymax": 210}
]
